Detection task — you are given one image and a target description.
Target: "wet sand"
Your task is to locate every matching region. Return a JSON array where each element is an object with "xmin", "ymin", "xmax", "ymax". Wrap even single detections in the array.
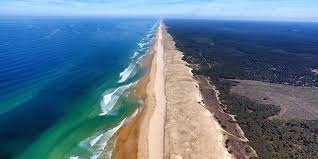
[{"xmin": 111, "ymin": 23, "xmax": 165, "ymax": 159}]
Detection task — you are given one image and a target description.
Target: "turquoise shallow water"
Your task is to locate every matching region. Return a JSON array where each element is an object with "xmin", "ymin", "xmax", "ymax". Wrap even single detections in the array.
[{"xmin": 0, "ymin": 17, "xmax": 157, "ymax": 159}]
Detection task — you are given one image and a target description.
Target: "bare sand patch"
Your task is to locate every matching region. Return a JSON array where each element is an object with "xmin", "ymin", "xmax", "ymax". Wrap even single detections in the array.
[{"xmin": 231, "ymin": 80, "xmax": 318, "ymax": 120}]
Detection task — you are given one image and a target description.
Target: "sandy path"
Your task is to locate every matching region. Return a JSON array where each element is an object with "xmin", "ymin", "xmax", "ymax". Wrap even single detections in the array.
[{"xmin": 162, "ymin": 24, "xmax": 232, "ymax": 159}]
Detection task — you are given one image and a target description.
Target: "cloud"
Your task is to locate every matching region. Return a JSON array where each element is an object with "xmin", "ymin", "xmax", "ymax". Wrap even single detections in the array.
[{"xmin": 0, "ymin": 0, "xmax": 317, "ymax": 21}]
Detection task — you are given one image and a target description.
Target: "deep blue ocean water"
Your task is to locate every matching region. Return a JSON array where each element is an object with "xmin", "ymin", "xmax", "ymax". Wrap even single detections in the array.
[{"xmin": 0, "ymin": 17, "xmax": 157, "ymax": 159}]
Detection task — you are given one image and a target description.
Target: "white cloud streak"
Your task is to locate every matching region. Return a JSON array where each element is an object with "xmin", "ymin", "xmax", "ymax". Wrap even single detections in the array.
[{"xmin": 0, "ymin": 0, "xmax": 317, "ymax": 21}]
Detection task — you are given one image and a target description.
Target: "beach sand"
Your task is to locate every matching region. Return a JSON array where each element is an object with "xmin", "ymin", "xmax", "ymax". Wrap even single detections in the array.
[
  {"xmin": 162, "ymin": 24, "xmax": 232, "ymax": 159},
  {"xmin": 111, "ymin": 22, "xmax": 231, "ymax": 159},
  {"xmin": 111, "ymin": 23, "xmax": 164, "ymax": 159}
]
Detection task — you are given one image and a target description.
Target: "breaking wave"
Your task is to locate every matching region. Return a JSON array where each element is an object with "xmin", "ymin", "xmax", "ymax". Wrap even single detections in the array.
[
  {"xmin": 118, "ymin": 63, "xmax": 137, "ymax": 83},
  {"xmin": 70, "ymin": 21, "xmax": 159, "ymax": 159},
  {"xmin": 76, "ymin": 119, "xmax": 126, "ymax": 159},
  {"xmin": 99, "ymin": 83, "xmax": 132, "ymax": 116},
  {"xmin": 118, "ymin": 22, "xmax": 158, "ymax": 84}
]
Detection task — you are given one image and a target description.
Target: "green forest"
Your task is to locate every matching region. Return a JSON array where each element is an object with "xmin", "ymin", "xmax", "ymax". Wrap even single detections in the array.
[{"xmin": 166, "ymin": 20, "xmax": 318, "ymax": 158}]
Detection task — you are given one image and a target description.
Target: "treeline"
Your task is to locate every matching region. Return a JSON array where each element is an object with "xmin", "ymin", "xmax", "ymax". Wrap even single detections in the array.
[
  {"xmin": 166, "ymin": 20, "xmax": 318, "ymax": 87},
  {"xmin": 214, "ymin": 79, "xmax": 318, "ymax": 158},
  {"xmin": 165, "ymin": 20, "xmax": 318, "ymax": 158}
]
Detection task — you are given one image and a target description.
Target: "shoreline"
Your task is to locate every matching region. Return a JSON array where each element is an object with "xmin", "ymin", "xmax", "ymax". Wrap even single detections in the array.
[
  {"xmin": 111, "ymin": 22, "xmax": 164, "ymax": 159},
  {"xmin": 111, "ymin": 22, "xmax": 231, "ymax": 159}
]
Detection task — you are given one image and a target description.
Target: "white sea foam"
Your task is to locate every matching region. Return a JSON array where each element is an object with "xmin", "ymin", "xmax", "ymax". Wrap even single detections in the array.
[
  {"xmin": 78, "ymin": 118, "xmax": 126, "ymax": 159},
  {"xmin": 130, "ymin": 108, "xmax": 139, "ymax": 119},
  {"xmin": 137, "ymin": 54, "xmax": 146, "ymax": 61},
  {"xmin": 99, "ymin": 83, "xmax": 132, "ymax": 116},
  {"xmin": 93, "ymin": 119, "xmax": 125, "ymax": 159},
  {"xmin": 75, "ymin": 119, "xmax": 125, "ymax": 159},
  {"xmin": 69, "ymin": 22, "xmax": 158, "ymax": 159},
  {"xmin": 138, "ymin": 42, "xmax": 147, "ymax": 48},
  {"xmin": 129, "ymin": 22, "xmax": 157, "ymax": 62},
  {"xmin": 118, "ymin": 63, "xmax": 137, "ymax": 83},
  {"xmin": 130, "ymin": 51, "xmax": 139, "ymax": 59},
  {"xmin": 89, "ymin": 133, "xmax": 109, "ymax": 159},
  {"xmin": 90, "ymin": 134, "xmax": 103, "ymax": 147}
]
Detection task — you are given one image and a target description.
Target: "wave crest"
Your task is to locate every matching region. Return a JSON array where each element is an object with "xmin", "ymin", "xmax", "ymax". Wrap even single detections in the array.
[
  {"xmin": 118, "ymin": 63, "xmax": 137, "ymax": 83},
  {"xmin": 76, "ymin": 119, "xmax": 125, "ymax": 159},
  {"xmin": 99, "ymin": 83, "xmax": 132, "ymax": 116}
]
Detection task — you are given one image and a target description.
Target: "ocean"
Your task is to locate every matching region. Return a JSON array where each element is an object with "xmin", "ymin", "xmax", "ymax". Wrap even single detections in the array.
[{"xmin": 0, "ymin": 17, "xmax": 157, "ymax": 159}]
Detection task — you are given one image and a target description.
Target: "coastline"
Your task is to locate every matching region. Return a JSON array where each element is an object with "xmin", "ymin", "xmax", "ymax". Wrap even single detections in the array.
[
  {"xmin": 111, "ymin": 23, "xmax": 164, "ymax": 159},
  {"xmin": 111, "ymin": 22, "xmax": 231, "ymax": 159}
]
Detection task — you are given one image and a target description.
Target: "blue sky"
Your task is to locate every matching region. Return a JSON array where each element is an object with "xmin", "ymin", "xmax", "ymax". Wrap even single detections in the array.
[{"xmin": 1, "ymin": 0, "xmax": 318, "ymax": 21}]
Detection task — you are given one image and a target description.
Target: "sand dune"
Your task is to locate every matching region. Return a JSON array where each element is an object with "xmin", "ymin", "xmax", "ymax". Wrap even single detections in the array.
[{"xmin": 162, "ymin": 24, "xmax": 232, "ymax": 159}]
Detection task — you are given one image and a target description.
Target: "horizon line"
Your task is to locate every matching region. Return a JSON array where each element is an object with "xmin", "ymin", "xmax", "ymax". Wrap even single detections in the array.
[{"xmin": 1, "ymin": 14, "xmax": 318, "ymax": 23}]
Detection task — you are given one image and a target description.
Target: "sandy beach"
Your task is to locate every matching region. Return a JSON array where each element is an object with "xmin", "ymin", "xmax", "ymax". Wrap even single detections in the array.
[
  {"xmin": 162, "ymin": 24, "xmax": 231, "ymax": 159},
  {"xmin": 111, "ymin": 22, "xmax": 165, "ymax": 159},
  {"xmin": 112, "ymin": 22, "xmax": 231, "ymax": 159}
]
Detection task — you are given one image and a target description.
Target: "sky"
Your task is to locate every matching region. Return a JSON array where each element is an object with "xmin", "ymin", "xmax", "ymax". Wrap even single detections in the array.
[{"xmin": 0, "ymin": 0, "xmax": 318, "ymax": 21}]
